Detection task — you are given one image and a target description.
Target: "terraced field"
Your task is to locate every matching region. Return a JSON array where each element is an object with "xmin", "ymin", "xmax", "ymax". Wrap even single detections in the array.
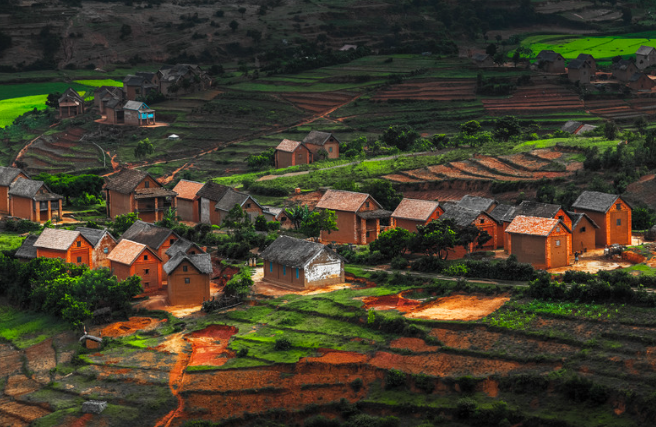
[
  {"xmin": 371, "ymin": 78, "xmax": 477, "ymax": 102},
  {"xmin": 482, "ymin": 84, "xmax": 584, "ymax": 115}
]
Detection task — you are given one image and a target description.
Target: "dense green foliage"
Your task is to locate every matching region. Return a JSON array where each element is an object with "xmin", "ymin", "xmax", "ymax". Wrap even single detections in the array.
[{"xmin": 34, "ymin": 172, "xmax": 104, "ymax": 204}]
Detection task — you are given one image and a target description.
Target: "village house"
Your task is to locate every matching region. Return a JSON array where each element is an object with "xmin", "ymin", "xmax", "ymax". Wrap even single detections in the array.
[
  {"xmin": 274, "ymin": 139, "xmax": 311, "ymax": 168},
  {"xmin": 33, "ymin": 228, "xmax": 95, "ymax": 268},
  {"xmin": 104, "ymin": 168, "xmax": 177, "ymax": 222},
  {"xmin": 15, "ymin": 234, "xmax": 38, "ymax": 262},
  {"xmin": 501, "ymin": 201, "xmax": 572, "ymax": 252},
  {"xmin": 75, "ymin": 227, "xmax": 118, "ymax": 269},
  {"xmin": 505, "ymin": 215, "xmax": 571, "ymax": 269},
  {"xmin": 215, "ymin": 188, "xmax": 264, "ymax": 223},
  {"xmin": 122, "ymin": 101, "xmax": 156, "ymax": 126},
  {"xmin": 566, "ymin": 212, "xmax": 599, "ymax": 254},
  {"xmin": 456, "ymin": 195, "xmax": 498, "ymax": 213},
  {"xmin": 0, "ymin": 166, "xmax": 29, "ymax": 214},
  {"xmin": 567, "ymin": 58, "xmax": 592, "ymax": 84},
  {"xmin": 9, "ymin": 178, "xmax": 63, "ymax": 222},
  {"xmin": 536, "ymin": 50, "xmax": 566, "ymax": 73},
  {"xmin": 164, "ymin": 252, "xmax": 212, "ymax": 306},
  {"xmin": 121, "ymin": 220, "xmax": 180, "ymax": 279},
  {"xmin": 58, "ymin": 88, "xmax": 85, "ymax": 119},
  {"xmin": 108, "ymin": 239, "xmax": 162, "ymax": 290},
  {"xmin": 158, "ymin": 64, "xmax": 212, "ymax": 96},
  {"xmin": 262, "ymin": 207, "xmax": 292, "ymax": 229},
  {"xmin": 302, "ymin": 131, "xmax": 340, "ymax": 160},
  {"xmin": 197, "ymin": 181, "xmax": 231, "ymax": 225},
  {"xmin": 489, "ymin": 203, "xmax": 515, "ymax": 248},
  {"xmin": 572, "ymin": 191, "xmax": 632, "ymax": 246},
  {"xmin": 315, "ymin": 189, "xmax": 391, "ymax": 245},
  {"xmin": 103, "ymin": 99, "xmax": 125, "ymax": 125},
  {"xmin": 390, "ymin": 198, "xmax": 443, "ymax": 232},
  {"xmin": 636, "ymin": 46, "xmax": 656, "ymax": 70},
  {"xmin": 612, "ymin": 60, "xmax": 639, "ymax": 82},
  {"xmin": 471, "ymin": 53, "xmax": 494, "ymax": 68},
  {"xmin": 561, "ymin": 121, "xmax": 597, "ymax": 135},
  {"xmin": 165, "ymin": 238, "xmax": 204, "ymax": 258},
  {"xmin": 440, "ymin": 205, "xmax": 500, "ymax": 257},
  {"xmin": 122, "ymin": 73, "xmax": 159, "ymax": 101},
  {"xmin": 577, "ymin": 53, "xmax": 597, "ymax": 74},
  {"xmin": 172, "ymin": 179, "xmax": 205, "ymax": 223},
  {"xmin": 260, "ymin": 236, "xmax": 345, "ymax": 290},
  {"xmin": 627, "ymin": 73, "xmax": 655, "ymax": 91},
  {"xmin": 94, "ymin": 86, "xmax": 123, "ymax": 115}
]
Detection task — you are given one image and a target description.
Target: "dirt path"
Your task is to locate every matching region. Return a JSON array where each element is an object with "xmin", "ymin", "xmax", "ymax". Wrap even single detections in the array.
[{"xmin": 154, "ymin": 333, "xmax": 191, "ymax": 427}]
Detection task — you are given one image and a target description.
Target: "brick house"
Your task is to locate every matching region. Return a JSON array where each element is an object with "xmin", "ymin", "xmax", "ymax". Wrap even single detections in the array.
[
  {"xmin": 636, "ymin": 46, "xmax": 656, "ymax": 70},
  {"xmin": 505, "ymin": 216, "xmax": 571, "ymax": 269},
  {"xmin": 627, "ymin": 73, "xmax": 655, "ymax": 91},
  {"xmin": 104, "ymin": 168, "xmax": 177, "ymax": 222},
  {"xmin": 108, "ymin": 239, "xmax": 162, "ymax": 290},
  {"xmin": 302, "ymin": 131, "xmax": 340, "ymax": 161},
  {"xmin": 9, "ymin": 178, "xmax": 63, "ymax": 222},
  {"xmin": 440, "ymin": 205, "xmax": 500, "ymax": 258},
  {"xmin": 121, "ymin": 220, "xmax": 180, "ymax": 279},
  {"xmin": 58, "ymin": 88, "xmax": 85, "ymax": 118},
  {"xmin": 103, "ymin": 98, "xmax": 125, "ymax": 125},
  {"xmin": 577, "ymin": 53, "xmax": 596, "ymax": 74},
  {"xmin": 260, "ymin": 236, "xmax": 344, "ymax": 290},
  {"xmin": 15, "ymin": 234, "xmax": 38, "ymax": 262},
  {"xmin": 164, "ymin": 252, "xmax": 212, "ymax": 306},
  {"xmin": 472, "ymin": 53, "xmax": 494, "ymax": 67},
  {"xmin": 75, "ymin": 227, "xmax": 118, "ymax": 269},
  {"xmin": 315, "ymin": 189, "xmax": 391, "ymax": 245},
  {"xmin": 274, "ymin": 139, "xmax": 311, "ymax": 168},
  {"xmin": 165, "ymin": 238, "xmax": 204, "ymax": 258},
  {"xmin": 489, "ymin": 204, "xmax": 515, "ymax": 249},
  {"xmin": 158, "ymin": 64, "xmax": 212, "ymax": 96},
  {"xmin": 214, "ymin": 188, "xmax": 263, "ymax": 223},
  {"xmin": 0, "ymin": 167, "xmax": 29, "ymax": 214},
  {"xmin": 197, "ymin": 182, "xmax": 231, "ymax": 225},
  {"xmin": 122, "ymin": 101, "xmax": 156, "ymax": 126},
  {"xmin": 391, "ymin": 198, "xmax": 443, "ymax": 232},
  {"xmin": 262, "ymin": 207, "xmax": 293, "ymax": 229},
  {"xmin": 172, "ymin": 179, "xmax": 204, "ymax": 223},
  {"xmin": 94, "ymin": 86, "xmax": 123, "ymax": 114},
  {"xmin": 566, "ymin": 212, "xmax": 599, "ymax": 254},
  {"xmin": 572, "ymin": 191, "xmax": 632, "ymax": 246},
  {"xmin": 536, "ymin": 50, "xmax": 566, "ymax": 73},
  {"xmin": 568, "ymin": 58, "xmax": 592, "ymax": 84},
  {"xmin": 33, "ymin": 228, "xmax": 95, "ymax": 268},
  {"xmin": 612, "ymin": 60, "xmax": 638, "ymax": 82},
  {"xmin": 122, "ymin": 73, "xmax": 159, "ymax": 100},
  {"xmin": 501, "ymin": 201, "xmax": 572, "ymax": 252}
]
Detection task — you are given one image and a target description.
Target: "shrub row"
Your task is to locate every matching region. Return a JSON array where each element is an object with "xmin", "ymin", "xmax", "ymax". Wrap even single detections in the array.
[{"xmin": 411, "ymin": 255, "xmax": 537, "ymax": 282}]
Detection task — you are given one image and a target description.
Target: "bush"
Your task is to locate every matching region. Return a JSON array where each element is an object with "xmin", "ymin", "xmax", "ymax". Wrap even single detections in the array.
[
  {"xmin": 385, "ymin": 369, "xmax": 406, "ymax": 389},
  {"xmin": 237, "ymin": 348, "xmax": 248, "ymax": 357},
  {"xmin": 5, "ymin": 219, "xmax": 41, "ymax": 233},
  {"xmin": 413, "ymin": 373, "xmax": 435, "ymax": 393},
  {"xmin": 304, "ymin": 416, "xmax": 340, "ymax": 427},
  {"xmin": 444, "ymin": 263, "xmax": 467, "ymax": 276},
  {"xmin": 274, "ymin": 337, "xmax": 292, "ymax": 351},
  {"xmin": 349, "ymin": 377, "xmax": 363, "ymax": 392},
  {"xmin": 456, "ymin": 397, "xmax": 478, "ymax": 418},
  {"xmin": 390, "ymin": 256, "xmax": 408, "ymax": 270}
]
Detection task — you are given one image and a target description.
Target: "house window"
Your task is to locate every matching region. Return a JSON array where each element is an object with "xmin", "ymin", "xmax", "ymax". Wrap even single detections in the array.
[
  {"xmin": 144, "ymin": 269, "xmax": 150, "ymax": 274},
  {"xmin": 283, "ymin": 266, "xmax": 286, "ymax": 276},
  {"xmin": 190, "ymin": 251, "xmax": 195, "ymax": 254},
  {"xmin": 580, "ymin": 227, "xmax": 586, "ymax": 233},
  {"xmin": 617, "ymin": 219, "xmax": 622, "ymax": 226},
  {"xmin": 170, "ymin": 239, "xmax": 175, "ymax": 245},
  {"xmin": 616, "ymin": 203, "xmax": 621, "ymax": 210},
  {"xmin": 104, "ymin": 247, "xmax": 109, "ymax": 254},
  {"xmin": 365, "ymin": 202, "xmax": 370, "ymax": 208},
  {"xmin": 558, "ymin": 215, "xmax": 564, "ymax": 221},
  {"xmin": 77, "ymin": 241, "xmax": 81, "ymax": 247},
  {"xmin": 281, "ymin": 217, "xmax": 287, "ymax": 222},
  {"xmin": 269, "ymin": 262, "xmax": 273, "ymax": 272},
  {"xmin": 247, "ymin": 203, "xmax": 251, "ymax": 208},
  {"xmin": 480, "ymin": 219, "xmax": 485, "ymax": 224},
  {"xmin": 183, "ymin": 265, "xmax": 188, "ymax": 272},
  {"xmin": 144, "ymin": 255, "xmax": 149, "ymax": 260},
  {"xmin": 329, "ymin": 147, "xmax": 333, "ymax": 153},
  {"xmin": 296, "ymin": 268, "xmax": 299, "ymax": 279},
  {"xmin": 185, "ymin": 278, "xmax": 190, "ymax": 284},
  {"xmin": 77, "ymin": 257, "xmax": 82, "ymax": 263},
  {"xmin": 556, "ymin": 226, "xmax": 560, "ymax": 232},
  {"xmin": 555, "ymin": 240, "xmax": 561, "ymax": 247},
  {"xmin": 366, "ymin": 231, "xmax": 370, "ymax": 238}
]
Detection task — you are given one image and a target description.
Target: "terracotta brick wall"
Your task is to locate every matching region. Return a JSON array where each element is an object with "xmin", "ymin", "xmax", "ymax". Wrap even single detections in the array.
[
  {"xmin": 11, "ymin": 196, "xmax": 34, "ymax": 221},
  {"xmin": 167, "ymin": 260, "xmax": 210, "ymax": 306},
  {"xmin": 176, "ymin": 199, "xmax": 197, "ymax": 222}
]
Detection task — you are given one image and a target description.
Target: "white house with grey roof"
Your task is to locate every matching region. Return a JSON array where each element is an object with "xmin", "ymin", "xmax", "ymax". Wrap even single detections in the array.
[
  {"xmin": 260, "ymin": 236, "xmax": 344, "ymax": 289},
  {"xmin": 636, "ymin": 46, "xmax": 656, "ymax": 70}
]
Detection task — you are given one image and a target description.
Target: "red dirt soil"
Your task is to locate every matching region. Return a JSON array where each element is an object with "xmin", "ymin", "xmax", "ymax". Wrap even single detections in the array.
[
  {"xmin": 101, "ymin": 317, "xmax": 164, "ymax": 337},
  {"xmin": 361, "ymin": 291, "xmax": 421, "ymax": 312},
  {"xmin": 187, "ymin": 325, "xmax": 237, "ymax": 367}
]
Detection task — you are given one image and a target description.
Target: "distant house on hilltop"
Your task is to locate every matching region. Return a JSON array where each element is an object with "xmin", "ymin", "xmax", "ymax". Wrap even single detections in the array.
[
  {"xmin": 536, "ymin": 50, "xmax": 565, "ymax": 73},
  {"xmin": 612, "ymin": 60, "xmax": 638, "ymax": 82},
  {"xmin": 94, "ymin": 86, "xmax": 123, "ymax": 115},
  {"xmin": 302, "ymin": 131, "xmax": 340, "ymax": 160},
  {"xmin": 636, "ymin": 46, "xmax": 656, "ymax": 70},
  {"xmin": 567, "ymin": 58, "xmax": 592, "ymax": 84},
  {"xmin": 0, "ymin": 167, "xmax": 29, "ymax": 214},
  {"xmin": 471, "ymin": 53, "xmax": 494, "ymax": 68},
  {"xmin": 627, "ymin": 73, "xmax": 655, "ymax": 91},
  {"xmin": 122, "ymin": 73, "xmax": 159, "ymax": 101},
  {"xmin": 391, "ymin": 198, "xmax": 442, "ymax": 232},
  {"xmin": 274, "ymin": 139, "xmax": 311, "ymax": 168},
  {"xmin": 58, "ymin": 88, "xmax": 85, "ymax": 119},
  {"xmin": 158, "ymin": 64, "xmax": 212, "ymax": 96},
  {"xmin": 122, "ymin": 101, "xmax": 156, "ymax": 126},
  {"xmin": 561, "ymin": 121, "xmax": 597, "ymax": 135},
  {"xmin": 274, "ymin": 132, "xmax": 341, "ymax": 168}
]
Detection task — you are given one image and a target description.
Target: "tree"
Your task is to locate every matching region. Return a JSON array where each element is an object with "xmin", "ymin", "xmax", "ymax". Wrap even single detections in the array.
[
  {"xmin": 254, "ymin": 215, "xmax": 268, "ymax": 231},
  {"xmin": 369, "ymin": 227, "xmax": 412, "ymax": 259},
  {"xmin": 493, "ymin": 52, "xmax": 505, "ymax": 66},
  {"xmin": 536, "ymin": 183, "xmax": 556, "ymax": 204},
  {"xmin": 632, "ymin": 207, "xmax": 656, "ymax": 230},
  {"xmin": 229, "ymin": 20, "xmax": 239, "ymax": 32},
  {"xmin": 411, "ymin": 219, "xmax": 457, "ymax": 259},
  {"xmin": 460, "ymin": 120, "xmax": 481, "ymax": 136},
  {"xmin": 120, "ymin": 24, "xmax": 132, "ymax": 39},
  {"xmin": 238, "ymin": 7, "xmax": 246, "ymax": 18},
  {"xmin": 603, "ymin": 121, "xmax": 619, "ymax": 140},
  {"xmin": 156, "ymin": 207, "xmax": 180, "ymax": 229},
  {"xmin": 45, "ymin": 92, "xmax": 61, "ymax": 108},
  {"xmin": 381, "ymin": 125, "xmax": 421, "ymax": 151},
  {"xmin": 110, "ymin": 212, "xmax": 139, "ymax": 237},
  {"xmin": 246, "ymin": 29, "xmax": 262, "ymax": 43},
  {"xmin": 492, "ymin": 116, "xmax": 522, "ymax": 141},
  {"xmin": 457, "ymin": 225, "xmax": 492, "ymax": 256},
  {"xmin": 635, "ymin": 116, "xmax": 648, "ymax": 135},
  {"xmin": 360, "ymin": 180, "xmax": 403, "ymax": 211},
  {"xmin": 225, "ymin": 266, "xmax": 253, "ymax": 298},
  {"xmin": 134, "ymin": 138, "xmax": 154, "ymax": 160},
  {"xmin": 223, "ymin": 204, "xmax": 249, "ymax": 229},
  {"xmin": 486, "ymin": 43, "xmax": 497, "ymax": 56},
  {"xmin": 300, "ymin": 210, "xmax": 338, "ymax": 238},
  {"xmin": 284, "ymin": 205, "xmax": 310, "ymax": 230}
]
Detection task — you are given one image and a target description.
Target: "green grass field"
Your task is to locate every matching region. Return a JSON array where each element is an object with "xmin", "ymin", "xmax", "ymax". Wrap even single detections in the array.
[
  {"xmin": 0, "ymin": 304, "xmax": 70, "ymax": 349},
  {"xmin": 520, "ymin": 34, "xmax": 656, "ymax": 60},
  {"xmin": 72, "ymin": 79, "xmax": 122, "ymax": 88}
]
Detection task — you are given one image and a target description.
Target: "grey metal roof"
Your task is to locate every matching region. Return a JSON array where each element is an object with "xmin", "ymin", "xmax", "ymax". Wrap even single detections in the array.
[
  {"xmin": 197, "ymin": 182, "xmax": 232, "ymax": 202},
  {"xmin": 536, "ymin": 50, "xmax": 562, "ymax": 63},
  {"xmin": 58, "ymin": 87, "xmax": 84, "ymax": 103},
  {"xmin": 457, "ymin": 195, "xmax": 496, "ymax": 212},
  {"xmin": 104, "ymin": 168, "xmax": 150, "ymax": 194},
  {"xmin": 357, "ymin": 209, "xmax": 392, "ymax": 220},
  {"xmin": 489, "ymin": 204, "xmax": 515, "ymax": 222},
  {"xmin": 121, "ymin": 220, "xmax": 177, "ymax": 250},
  {"xmin": 76, "ymin": 227, "xmax": 115, "ymax": 248},
  {"xmin": 472, "ymin": 53, "xmax": 490, "ymax": 62},
  {"xmin": 259, "ymin": 235, "xmax": 342, "ymax": 269},
  {"xmin": 510, "ymin": 201, "xmax": 563, "ymax": 221},
  {"xmin": 561, "ymin": 120, "xmax": 582, "ymax": 133},
  {"xmin": 302, "ymin": 131, "xmax": 338, "ymax": 146},
  {"xmin": 0, "ymin": 167, "xmax": 26, "ymax": 187},
  {"xmin": 629, "ymin": 72, "xmax": 645, "ymax": 82},
  {"xmin": 612, "ymin": 60, "xmax": 635, "ymax": 71},
  {"xmin": 637, "ymin": 46, "xmax": 656, "ymax": 56},
  {"xmin": 577, "ymin": 53, "xmax": 595, "ymax": 62},
  {"xmin": 123, "ymin": 101, "xmax": 151, "ymax": 111},
  {"xmin": 215, "ymin": 189, "xmax": 250, "ymax": 212},
  {"xmin": 568, "ymin": 58, "xmax": 587, "ymax": 70},
  {"xmin": 9, "ymin": 178, "xmax": 47, "ymax": 198},
  {"xmin": 163, "ymin": 252, "xmax": 212, "ymax": 275},
  {"xmin": 15, "ymin": 234, "xmax": 38, "ymax": 259},
  {"xmin": 165, "ymin": 238, "xmax": 204, "ymax": 257},
  {"xmin": 440, "ymin": 205, "xmax": 492, "ymax": 227},
  {"xmin": 571, "ymin": 191, "xmax": 622, "ymax": 213},
  {"xmin": 566, "ymin": 211, "xmax": 599, "ymax": 229}
]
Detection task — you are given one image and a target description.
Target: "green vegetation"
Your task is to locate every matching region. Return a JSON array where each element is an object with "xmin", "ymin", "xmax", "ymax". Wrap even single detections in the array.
[
  {"xmin": 0, "ymin": 305, "xmax": 69, "ymax": 348},
  {"xmin": 72, "ymin": 79, "xmax": 122, "ymax": 88},
  {"xmin": 519, "ymin": 34, "xmax": 656, "ymax": 61},
  {"xmin": 0, "ymin": 232, "xmax": 25, "ymax": 252}
]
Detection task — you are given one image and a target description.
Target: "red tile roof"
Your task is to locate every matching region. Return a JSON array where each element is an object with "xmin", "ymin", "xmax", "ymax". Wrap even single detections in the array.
[
  {"xmin": 505, "ymin": 216, "xmax": 564, "ymax": 237},
  {"xmin": 391, "ymin": 198, "xmax": 440, "ymax": 221},
  {"xmin": 172, "ymin": 179, "xmax": 204, "ymax": 200},
  {"xmin": 107, "ymin": 239, "xmax": 150, "ymax": 265},
  {"xmin": 275, "ymin": 139, "xmax": 303, "ymax": 153},
  {"xmin": 316, "ymin": 189, "xmax": 372, "ymax": 212}
]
